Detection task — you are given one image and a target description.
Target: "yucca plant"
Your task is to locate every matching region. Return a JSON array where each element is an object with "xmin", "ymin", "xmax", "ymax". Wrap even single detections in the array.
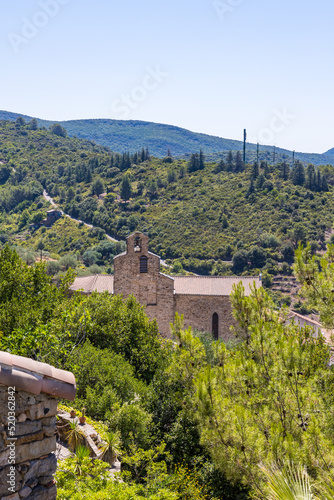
[
  {"xmin": 74, "ymin": 445, "xmax": 91, "ymax": 476},
  {"xmin": 259, "ymin": 463, "xmax": 315, "ymax": 500},
  {"xmin": 66, "ymin": 421, "xmax": 85, "ymax": 452},
  {"xmin": 99, "ymin": 431, "xmax": 122, "ymax": 466}
]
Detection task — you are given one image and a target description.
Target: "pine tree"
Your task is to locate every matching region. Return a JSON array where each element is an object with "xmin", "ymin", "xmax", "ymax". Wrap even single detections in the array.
[
  {"xmin": 292, "ymin": 161, "xmax": 305, "ymax": 186},
  {"xmin": 316, "ymin": 169, "xmax": 322, "ymax": 192},
  {"xmin": 120, "ymin": 175, "xmax": 132, "ymax": 201},
  {"xmin": 188, "ymin": 153, "xmax": 200, "ymax": 173},
  {"xmin": 226, "ymin": 151, "xmax": 234, "ymax": 172},
  {"xmin": 199, "ymin": 149, "xmax": 205, "ymax": 170},
  {"xmin": 322, "ymin": 174, "xmax": 328, "ymax": 192},
  {"xmin": 279, "ymin": 161, "xmax": 289, "ymax": 180},
  {"xmin": 305, "ymin": 164, "xmax": 316, "ymax": 190},
  {"xmin": 251, "ymin": 161, "xmax": 259, "ymax": 179},
  {"xmin": 235, "ymin": 151, "xmax": 244, "ymax": 172},
  {"xmin": 264, "ymin": 162, "xmax": 270, "ymax": 178}
]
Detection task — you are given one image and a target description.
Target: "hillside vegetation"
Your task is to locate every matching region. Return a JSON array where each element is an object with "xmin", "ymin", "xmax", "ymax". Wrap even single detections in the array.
[
  {"xmin": 1, "ymin": 118, "xmax": 334, "ymax": 286},
  {"xmin": 1, "ymin": 245, "xmax": 334, "ymax": 499},
  {"xmin": 1, "ymin": 110, "xmax": 334, "ymax": 165}
]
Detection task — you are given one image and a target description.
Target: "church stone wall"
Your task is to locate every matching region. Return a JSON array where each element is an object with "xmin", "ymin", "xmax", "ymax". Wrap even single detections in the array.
[
  {"xmin": 114, "ymin": 233, "xmax": 175, "ymax": 337},
  {"xmin": 113, "ymin": 232, "xmax": 244, "ymax": 340},
  {"xmin": 174, "ymin": 295, "xmax": 237, "ymax": 341}
]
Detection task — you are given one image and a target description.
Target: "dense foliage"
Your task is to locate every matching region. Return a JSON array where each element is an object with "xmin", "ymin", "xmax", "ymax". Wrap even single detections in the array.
[
  {"xmin": 0, "ymin": 245, "xmax": 333, "ymax": 498},
  {"xmin": 1, "ymin": 110, "xmax": 334, "ymax": 165},
  {"xmin": 1, "ymin": 118, "xmax": 334, "ymax": 282}
]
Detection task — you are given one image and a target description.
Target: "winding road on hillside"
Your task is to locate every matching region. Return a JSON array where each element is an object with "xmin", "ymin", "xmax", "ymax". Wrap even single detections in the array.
[
  {"xmin": 43, "ymin": 190, "xmax": 118, "ymax": 242},
  {"xmin": 42, "ymin": 190, "xmax": 171, "ymax": 267}
]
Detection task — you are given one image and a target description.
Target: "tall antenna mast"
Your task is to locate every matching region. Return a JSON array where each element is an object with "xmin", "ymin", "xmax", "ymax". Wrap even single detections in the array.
[{"xmin": 243, "ymin": 129, "xmax": 246, "ymax": 164}]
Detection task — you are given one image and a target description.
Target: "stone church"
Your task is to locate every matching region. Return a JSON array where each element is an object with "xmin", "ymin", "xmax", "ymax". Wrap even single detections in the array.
[{"xmin": 71, "ymin": 232, "xmax": 261, "ymax": 340}]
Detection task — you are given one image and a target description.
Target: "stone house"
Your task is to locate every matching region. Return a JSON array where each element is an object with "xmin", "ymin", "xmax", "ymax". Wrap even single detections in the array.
[
  {"xmin": 29, "ymin": 210, "xmax": 62, "ymax": 231},
  {"xmin": 0, "ymin": 352, "xmax": 76, "ymax": 500},
  {"xmin": 71, "ymin": 232, "xmax": 261, "ymax": 340}
]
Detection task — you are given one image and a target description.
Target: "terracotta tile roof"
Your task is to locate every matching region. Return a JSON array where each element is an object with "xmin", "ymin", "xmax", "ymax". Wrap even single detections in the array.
[
  {"xmin": 70, "ymin": 275, "xmax": 114, "ymax": 294},
  {"xmin": 173, "ymin": 276, "xmax": 261, "ymax": 296},
  {"xmin": 0, "ymin": 352, "xmax": 76, "ymax": 400}
]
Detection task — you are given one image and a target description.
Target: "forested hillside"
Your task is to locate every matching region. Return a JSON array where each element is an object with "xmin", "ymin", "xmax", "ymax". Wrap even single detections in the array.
[
  {"xmin": 1, "ymin": 117, "xmax": 334, "ymax": 290},
  {"xmin": 1, "ymin": 244, "xmax": 334, "ymax": 499},
  {"xmin": 1, "ymin": 110, "xmax": 334, "ymax": 165}
]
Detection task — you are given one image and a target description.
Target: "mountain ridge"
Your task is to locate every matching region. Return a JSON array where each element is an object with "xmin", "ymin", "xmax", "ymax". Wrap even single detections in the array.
[{"xmin": 0, "ymin": 110, "xmax": 333, "ymax": 166}]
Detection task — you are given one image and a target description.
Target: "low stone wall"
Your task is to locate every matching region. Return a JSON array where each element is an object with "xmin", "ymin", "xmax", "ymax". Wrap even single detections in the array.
[
  {"xmin": 0, "ymin": 385, "xmax": 58, "ymax": 500},
  {"xmin": 57, "ymin": 411, "xmax": 103, "ymax": 459}
]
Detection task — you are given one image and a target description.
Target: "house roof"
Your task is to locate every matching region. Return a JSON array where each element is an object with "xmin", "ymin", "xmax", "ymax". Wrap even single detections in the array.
[
  {"xmin": 0, "ymin": 352, "xmax": 76, "ymax": 400},
  {"xmin": 173, "ymin": 276, "xmax": 261, "ymax": 296},
  {"xmin": 70, "ymin": 274, "xmax": 114, "ymax": 294}
]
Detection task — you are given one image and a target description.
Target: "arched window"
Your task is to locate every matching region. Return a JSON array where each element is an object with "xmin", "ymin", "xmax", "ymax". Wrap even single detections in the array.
[
  {"xmin": 212, "ymin": 313, "xmax": 219, "ymax": 340},
  {"xmin": 140, "ymin": 256, "xmax": 148, "ymax": 273}
]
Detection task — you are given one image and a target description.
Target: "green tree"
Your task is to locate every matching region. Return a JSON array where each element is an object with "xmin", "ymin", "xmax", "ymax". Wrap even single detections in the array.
[
  {"xmin": 251, "ymin": 161, "xmax": 259, "ymax": 179},
  {"xmin": 279, "ymin": 161, "xmax": 290, "ymax": 181},
  {"xmin": 67, "ymin": 186, "xmax": 75, "ymax": 202},
  {"xmin": 28, "ymin": 118, "xmax": 38, "ymax": 130},
  {"xmin": 235, "ymin": 151, "xmax": 244, "ymax": 172},
  {"xmin": 120, "ymin": 175, "xmax": 132, "ymax": 201},
  {"xmin": 305, "ymin": 164, "xmax": 316, "ymax": 190},
  {"xmin": 226, "ymin": 151, "xmax": 234, "ymax": 172},
  {"xmin": 91, "ymin": 177, "xmax": 106, "ymax": 197},
  {"xmin": 188, "ymin": 153, "xmax": 200, "ymax": 173},
  {"xmin": 292, "ymin": 161, "xmax": 305, "ymax": 186},
  {"xmin": 193, "ymin": 284, "xmax": 332, "ymax": 495},
  {"xmin": 232, "ymin": 249, "xmax": 249, "ymax": 273},
  {"xmin": 50, "ymin": 123, "xmax": 67, "ymax": 137}
]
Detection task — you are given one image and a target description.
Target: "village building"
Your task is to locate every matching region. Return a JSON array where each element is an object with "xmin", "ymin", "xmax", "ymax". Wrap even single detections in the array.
[
  {"xmin": 29, "ymin": 210, "xmax": 62, "ymax": 230},
  {"xmin": 70, "ymin": 232, "xmax": 262, "ymax": 340}
]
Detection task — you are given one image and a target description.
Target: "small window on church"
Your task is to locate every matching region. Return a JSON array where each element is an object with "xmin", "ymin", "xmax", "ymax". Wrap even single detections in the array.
[
  {"xmin": 212, "ymin": 313, "xmax": 219, "ymax": 340},
  {"xmin": 140, "ymin": 256, "xmax": 148, "ymax": 273}
]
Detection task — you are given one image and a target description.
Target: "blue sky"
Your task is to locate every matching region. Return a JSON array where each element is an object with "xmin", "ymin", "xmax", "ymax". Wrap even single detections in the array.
[{"xmin": 1, "ymin": 0, "xmax": 333, "ymax": 153}]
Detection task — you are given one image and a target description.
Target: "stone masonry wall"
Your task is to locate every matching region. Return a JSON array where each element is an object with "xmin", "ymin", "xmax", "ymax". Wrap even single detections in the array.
[
  {"xmin": 174, "ymin": 295, "xmax": 238, "ymax": 341},
  {"xmin": 0, "ymin": 386, "xmax": 58, "ymax": 500},
  {"xmin": 114, "ymin": 233, "xmax": 175, "ymax": 337}
]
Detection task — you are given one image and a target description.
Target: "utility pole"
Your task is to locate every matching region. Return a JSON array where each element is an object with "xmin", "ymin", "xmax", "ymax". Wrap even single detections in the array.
[{"xmin": 243, "ymin": 129, "xmax": 246, "ymax": 164}]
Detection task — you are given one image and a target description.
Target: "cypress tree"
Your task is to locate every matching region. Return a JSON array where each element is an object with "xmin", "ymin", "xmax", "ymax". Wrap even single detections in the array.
[
  {"xmin": 279, "ymin": 161, "xmax": 289, "ymax": 180},
  {"xmin": 120, "ymin": 175, "xmax": 132, "ymax": 201},
  {"xmin": 322, "ymin": 174, "xmax": 328, "ymax": 192},
  {"xmin": 235, "ymin": 151, "xmax": 244, "ymax": 172},
  {"xmin": 251, "ymin": 161, "xmax": 259, "ymax": 179},
  {"xmin": 292, "ymin": 161, "xmax": 305, "ymax": 186},
  {"xmin": 199, "ymin": 149, "xmax": 205, "ymax": 170},
  {"xmin": 226, "ymin": 151, "xmax": 234, "ymax": 172}
]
